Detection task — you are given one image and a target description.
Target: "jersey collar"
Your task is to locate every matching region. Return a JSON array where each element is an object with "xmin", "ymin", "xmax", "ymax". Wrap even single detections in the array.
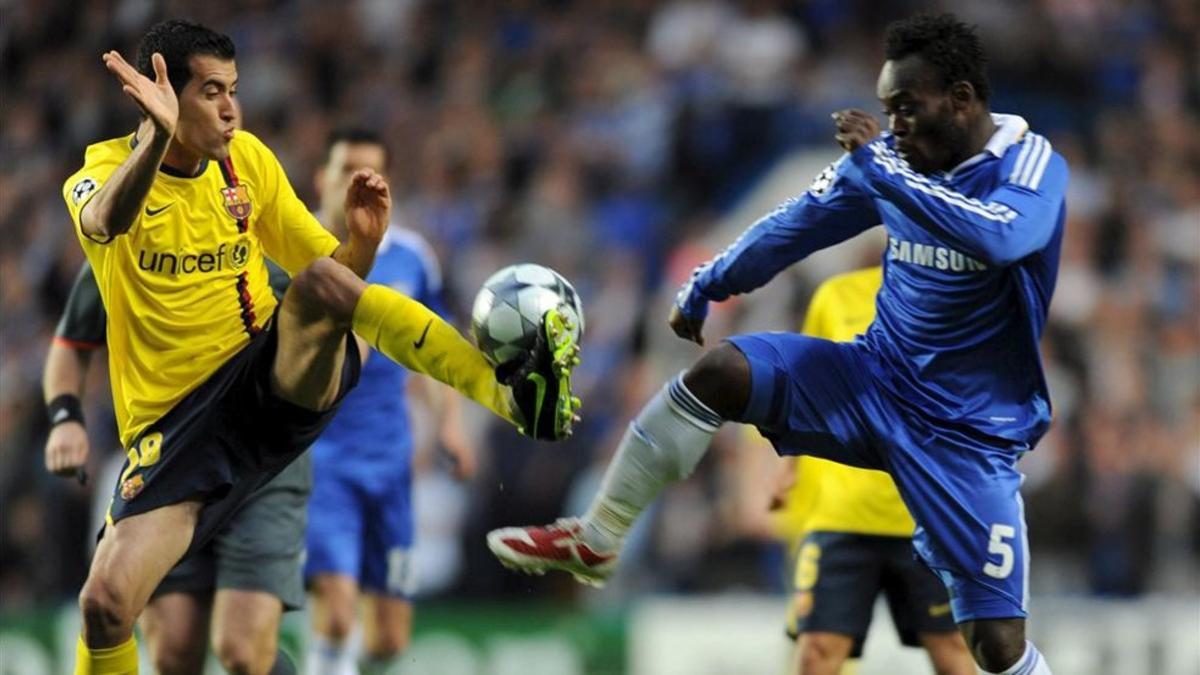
[
  {"xmin": 129, "ymin": 133, "xmax": 210, "ymax": 178},
  {"xmin": 945, "ymin": 113, "xmax": 1029, "ymax": 178}
]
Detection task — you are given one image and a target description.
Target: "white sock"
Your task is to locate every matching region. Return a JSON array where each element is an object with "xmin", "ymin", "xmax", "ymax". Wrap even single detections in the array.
[
  {"xmin": 306, "ymin": 635, "xmax": 359, "ymax": 675},
  {"xmin": 582, "ymin": 374, "xmax": 722, "ymax": 551},
  {"xmin": 984, "ymin": 641, "xmax": 1053, "ymax": 675}
]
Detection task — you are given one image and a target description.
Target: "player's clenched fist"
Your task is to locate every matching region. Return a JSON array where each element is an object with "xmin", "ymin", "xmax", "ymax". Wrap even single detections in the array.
[
  {"xmin": 45, "ymin": 421, "xmax": 89, "ymax": 478},
  {"xmin": 832, "ymin": 109, "xmax": 881, "ymax": 153}
]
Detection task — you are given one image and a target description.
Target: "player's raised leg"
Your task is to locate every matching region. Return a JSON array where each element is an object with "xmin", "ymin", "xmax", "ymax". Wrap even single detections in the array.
[
  {"xmin": 487, "ymin": 342, "xmax": 749, "ymax": 584},
  {"xmin": 139, "ymin": 593, "xmax": 211, "ymax": 675},
  {"xmin": 273, "ymin": 169, "xmax": 578, "ymax": 439},
  {"xmin": 76, "ymin": 500, "xmax": 201, "ymax": 674}
]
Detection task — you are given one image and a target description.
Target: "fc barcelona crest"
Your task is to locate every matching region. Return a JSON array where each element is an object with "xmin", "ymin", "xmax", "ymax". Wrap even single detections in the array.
[
  {"xmin": 221, "ymin": 185, "xmax": 253, "ymax": 220},
  {"xmin": 121, "ymin": 474, "xmax": 145, "ymax": 500}
]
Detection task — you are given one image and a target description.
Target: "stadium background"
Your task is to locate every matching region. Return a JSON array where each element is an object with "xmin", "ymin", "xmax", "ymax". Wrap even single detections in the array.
[{"xmin": 0, "ymin": 0, "xmax": 1196, "ymax": 673}]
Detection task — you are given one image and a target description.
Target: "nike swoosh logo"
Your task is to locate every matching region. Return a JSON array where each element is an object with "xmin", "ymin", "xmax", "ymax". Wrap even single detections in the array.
[
  {"xmin": 527, "ymin": 373, "xmax": 547, "ymax": 434},
  {"xmin": 413, "ymin": 319, "xmax": 433, "ymax": 349},
  {"xmin": 145, "ymin": 203, "xmax": 173, "ymax": 217},
  {"xmin": 52, "ymin": 409, "xmax": 69, "ymax": 423}
]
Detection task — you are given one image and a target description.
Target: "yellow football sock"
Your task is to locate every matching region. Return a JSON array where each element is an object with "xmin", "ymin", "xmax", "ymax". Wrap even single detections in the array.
[
  {"xmin": 352, "ymin": 284, "xmax": 516, "ymax": 424},
  {"xmin": 75, "ymin": 635, "xmax": 138, "ymax": 674}
]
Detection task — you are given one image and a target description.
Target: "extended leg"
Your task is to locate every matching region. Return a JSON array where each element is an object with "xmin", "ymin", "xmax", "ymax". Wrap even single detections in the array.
[{"xmin": 487, "ymin": 344, "xmax": 750, "ymax": 584}]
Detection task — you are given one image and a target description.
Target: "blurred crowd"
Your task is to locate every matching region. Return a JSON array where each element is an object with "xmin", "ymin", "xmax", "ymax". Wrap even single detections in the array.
[{"xmin": 1, "ymin": 0, "xmax": 1197, "ymax": 611}]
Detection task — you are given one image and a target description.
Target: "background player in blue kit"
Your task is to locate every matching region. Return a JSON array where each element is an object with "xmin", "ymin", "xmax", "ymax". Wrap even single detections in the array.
[
  {"xmin": 303, "ymin": 128, "xmax": 475, "ymax": 675},
  {"xmin": 489, "ymin": 14, "xmax": 1064, "ymax": 675}
]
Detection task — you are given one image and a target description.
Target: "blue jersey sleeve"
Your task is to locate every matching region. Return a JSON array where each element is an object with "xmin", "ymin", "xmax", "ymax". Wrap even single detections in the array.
[
  {"xmin": 676, "ymin": 157, "xmax": 880, "ymax": 321},
  {"xmin": 848, "ymin": 139, "xmax": 1068, "ymax": 267}
]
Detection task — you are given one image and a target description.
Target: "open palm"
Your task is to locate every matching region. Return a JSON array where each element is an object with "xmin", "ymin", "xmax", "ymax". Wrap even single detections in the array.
[
  {"xmin": 103, "ymin": 51, "xmax": 178, "ymax": 136},
  {"xmin": 344, "ymin": 169, "xmax": 391, "ymax": 245}
]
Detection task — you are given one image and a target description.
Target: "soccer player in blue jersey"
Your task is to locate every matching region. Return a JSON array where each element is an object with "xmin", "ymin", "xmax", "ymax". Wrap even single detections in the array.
[
  {"xmin": 303, "ymin": 128, "xmax": 474, "ymax": 675},
  {"xmin": 489, "ymin": 14, "xmax": 1063, "ymax": 675}
]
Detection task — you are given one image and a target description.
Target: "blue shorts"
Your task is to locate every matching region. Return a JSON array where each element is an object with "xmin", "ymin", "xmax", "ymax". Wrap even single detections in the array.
[
  {"xmin": 729, "ymin": 333, "xmax": 1030, "ymax": 623},
  {"xmin": 303, "ymin": 439, "xmax": 416, "ymax": 597}
]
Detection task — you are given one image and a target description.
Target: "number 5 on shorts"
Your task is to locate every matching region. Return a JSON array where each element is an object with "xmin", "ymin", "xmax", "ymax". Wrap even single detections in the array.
[{"xmin": 983, "ymin": 524, "xmax": 1016, "ymax": 579}]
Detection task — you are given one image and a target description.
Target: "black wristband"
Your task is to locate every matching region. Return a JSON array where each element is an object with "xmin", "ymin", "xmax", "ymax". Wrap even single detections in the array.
[{"xmin": 47, "ymin": 394, "xmax": 85, "ymax": 428}]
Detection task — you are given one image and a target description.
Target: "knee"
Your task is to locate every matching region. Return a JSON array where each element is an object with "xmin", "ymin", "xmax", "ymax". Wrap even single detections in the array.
[
  {"xmin": 682, "ymin": 343, "xmax": 750, "ymax": 420},
  {"xmin": 214, "ymin": 630, "xmax": 276, "ymax": 675},
  {"xmin": 289, "ymin": 257, "xmax": 361, "ymax": 324},
  {"xmin": 796, "ymin": 634, "xmax": 848, "ymax": 673},
  {"xmin": 967, "ymin": 620, "xmax": 1026, "ymax": 673},
  {"xmin": 79, "ymin": 578, "xmax": 134, "ymax": 643}
]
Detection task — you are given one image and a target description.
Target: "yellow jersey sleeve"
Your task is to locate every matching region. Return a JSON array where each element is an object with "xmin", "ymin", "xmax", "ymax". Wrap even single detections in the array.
[
  {"xmin": 63, "ymin": 137, "xmax": 134, "ymax": 247},
  {"xmin": 238, "ymin": 131, "xmax": 338, "ymax": 276}
]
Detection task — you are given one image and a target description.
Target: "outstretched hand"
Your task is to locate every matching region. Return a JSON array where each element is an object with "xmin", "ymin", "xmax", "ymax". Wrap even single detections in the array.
[
  {"xmin": 103, "ymin": 51, "xmax": 178, "ymax": 137},
  {"xmin": 832, "ymin": 109, "xmax": 881, "ymax": 153},
  {"xmin": 668, "ymin": 305, "xmax": 706, "ymax": 346},
  {"xmin": 345, "ymin": 169, "xmax": 391, "ymax": 246}
]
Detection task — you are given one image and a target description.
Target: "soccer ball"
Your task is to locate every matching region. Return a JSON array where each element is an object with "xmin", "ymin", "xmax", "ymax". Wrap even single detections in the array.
[{"xmin": 470, "ymin": 264, "xmax": 584, "ymax": 367}]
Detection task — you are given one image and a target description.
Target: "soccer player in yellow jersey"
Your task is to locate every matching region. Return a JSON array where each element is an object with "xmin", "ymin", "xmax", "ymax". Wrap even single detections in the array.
[
  {"xmin": 63, "ymin": 20, "xmax": 578, "ymax": 675},
  {"xmin": 775, "ymin": 267, "xmax": 973, "ymax": 675}
]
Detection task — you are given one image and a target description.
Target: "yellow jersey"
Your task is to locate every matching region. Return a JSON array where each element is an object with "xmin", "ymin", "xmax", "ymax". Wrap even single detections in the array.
[
  {"xmin": 772, "ymin": 266, "xmax": 917, "ymax": 538},
  {"xmin": 63, "ymin": 130, "xmax": 339, "ymax": 447}
]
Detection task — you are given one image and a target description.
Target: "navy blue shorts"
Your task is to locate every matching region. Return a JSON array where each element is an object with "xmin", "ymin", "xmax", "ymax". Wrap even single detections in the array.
[
  {"xmin": 105, "ymin": 317, "xmax": 360, "ymax": 557},
  {"xmin": 785, "ymin": 532, "xmax": 957, "ymax": 655},
  {"xmin": 729, "ymin": 333, "xmax": 1030, "ymax": 623}
]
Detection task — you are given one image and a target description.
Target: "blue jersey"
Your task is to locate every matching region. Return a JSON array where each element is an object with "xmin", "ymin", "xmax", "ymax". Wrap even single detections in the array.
[
  {"xmin": 678, "ymin": 114, "xmax": 1068, "ymax": 446},
  {"xmin": 319, "ymin": 226, "xmax": 447, "ymax": 464}
]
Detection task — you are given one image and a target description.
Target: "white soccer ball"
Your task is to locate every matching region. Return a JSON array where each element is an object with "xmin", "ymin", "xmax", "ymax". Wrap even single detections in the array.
[{"xmin": 470, "ymin": 264, "xmax": 584, "ymax": 367}]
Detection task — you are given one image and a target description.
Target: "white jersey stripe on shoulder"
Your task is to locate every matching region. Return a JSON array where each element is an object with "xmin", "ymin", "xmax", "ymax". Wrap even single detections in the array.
[
  {"xmin": 870, "ymin": 144, "xmax": 1017, "ymax": 223},
  {"xmin": 1009, "ymin": 135, "xmax": 1037, "ymax": 184},
  {"xmin": 1018, "ymin": 136, "xmax": 1048, "ymax": 187},
  {"xmin": 1026, "ymin": 138, "xmax": 1054, "ymax": 190}
]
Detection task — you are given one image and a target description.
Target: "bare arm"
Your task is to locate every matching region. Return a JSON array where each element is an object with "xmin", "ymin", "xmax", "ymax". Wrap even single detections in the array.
[
  {"xmin": 331, "ymin": 170, "xmax": 391, "ymax": 278},
  {"xmin": 409, "ymin": 375, "xmax": 478, "ymax": 480},
  {"xmin": 80, "ymin": 52, "xmax": 178, "ymax": 240},
  {"xmin": 43, "ymin": 341, "xmax": 95, "ymax": 477}
]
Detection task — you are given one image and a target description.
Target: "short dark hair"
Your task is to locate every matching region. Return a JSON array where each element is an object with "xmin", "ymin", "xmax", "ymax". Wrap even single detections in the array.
[
  {"xmin": 135, "ymin": 20, "xmax": 235, "ymax": 96},
  {"xmin": 884, "ymin": 13, "xmax": 990, "ymax": 102},
  {"xmin": 324, "ymin": 127, "xmax": 391, "ymax": 166}
]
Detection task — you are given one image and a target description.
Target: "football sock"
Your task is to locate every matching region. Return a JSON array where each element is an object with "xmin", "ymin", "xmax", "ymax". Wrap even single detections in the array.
[
  {"xmin": 305, "ymin": 635, "xmax": 358, "ymax": 675},
  {"xmin": 984, "ymin": 641, "xmax": 1053, "ymax": 675},
  {"xmin": 582, "ymin": 374, "xmax": 721, "ymax": 551},
  {"xmin": 75, "ymin": 635, "xmax": 138, "ymax": 675},
  {"xmin": 352, "ymin": 284, "xmax": 515, "ymax": 425}
]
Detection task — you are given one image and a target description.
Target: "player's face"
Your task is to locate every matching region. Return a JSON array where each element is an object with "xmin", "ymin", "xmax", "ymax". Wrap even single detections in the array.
[
  {"xmin": 175, "ymin": 55, "xmax": 239, "ymax": 161},
  {"xmin": 876, "ymin": 55, "xmax": 969, "ymax": 174},
  {"xmin": 318, "ymin": 142, "xmax": 388, "ymax": 205}
]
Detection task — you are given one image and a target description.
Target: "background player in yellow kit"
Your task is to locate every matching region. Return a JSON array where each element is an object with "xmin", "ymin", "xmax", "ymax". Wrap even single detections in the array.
[
  {"xmin": 772, "ymin": 267, "xmax": 974, "ymax": 675},
  {"xmin": 64, "ymin": 19, "xmax": 577, "ymax": 675}
]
